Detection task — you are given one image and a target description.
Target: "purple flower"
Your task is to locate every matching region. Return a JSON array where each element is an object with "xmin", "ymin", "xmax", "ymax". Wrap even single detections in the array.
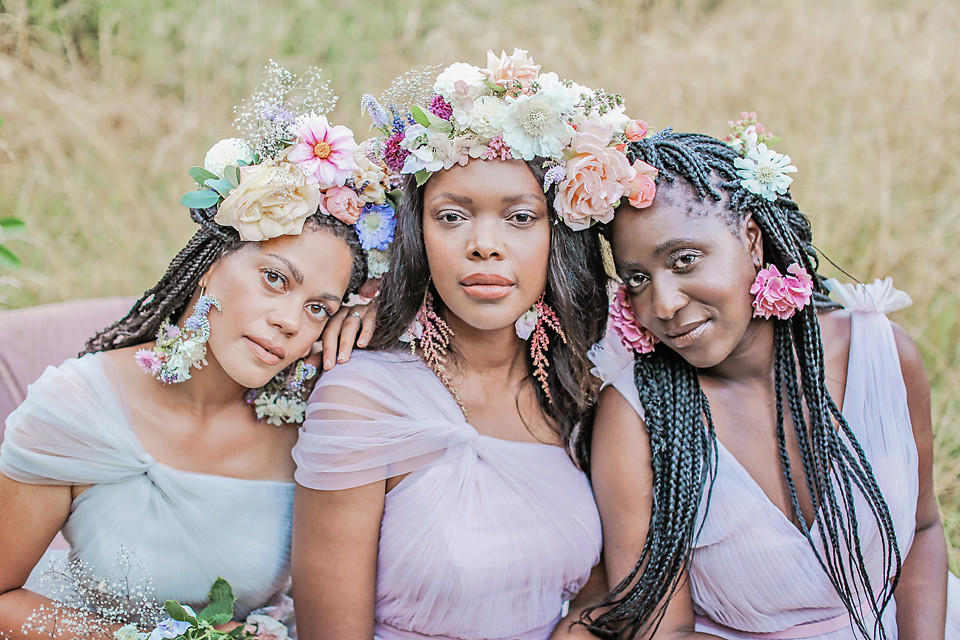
[
  {"xmin": 383, "ymin": 132, "xmax": 410, "ymax": 174},
  {"xmin": 148, "ymin": 618, "xmax": 192, "ymax": 640},
  {"xmin": 134, "ymin": 349, "xmax": 162, "ymax": 375},
  {"xmin": 542, "ymin": 164, "xmax": 567, "ymax": 192},
  {"xmin": 361, "ymin": 94, "xmax": 390, "ymax": 130},
  {"xmin": 428, "ymin": 94, "xmax": 453, "ymax": 120},
  {"xmin": 355, "ymin": 204, "xmax": 397, "ymax": 251}
]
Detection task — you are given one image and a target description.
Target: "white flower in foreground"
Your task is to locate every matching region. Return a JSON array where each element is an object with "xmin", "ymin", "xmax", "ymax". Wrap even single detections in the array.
[
  {"xmin": 500, "ymin": 84, "xmax": 576, "ymax": 161},
  {"xmin": 434, "ymin": 62, "xmax": 490, "ymax": 122},
  {"xmin": 203, "ymin": 138, "xmax": 254, "ymax": 179},
  {"xmin": 466, "ymin": 95, "xmax": 506, "ymax": 140},
  {"xmin": 734, "ymin": 143, "xmax": 797, "ymax": 201}
]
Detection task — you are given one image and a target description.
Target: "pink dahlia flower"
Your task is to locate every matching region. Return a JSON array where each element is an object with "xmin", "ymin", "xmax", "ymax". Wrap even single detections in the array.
[
  {"xmin": 287, "ymin": 114, "xmax": 360, "ymax": 189},
  {"xmin": 610, "ymin": 285, "xmax": 658, "ymax": 354},
  {"xmin": 750, "ymin": 263, "xmax": 813, "ymax": 320}
]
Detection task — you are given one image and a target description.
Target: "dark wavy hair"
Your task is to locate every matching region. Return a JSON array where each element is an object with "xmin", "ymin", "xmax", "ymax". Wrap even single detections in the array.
[
  {"xmin": 369, "ymin": 159, "xmax": 609, "ymax": 448},
  {"xmin": 83, "ymin": 206, "xmax": 366, "ymax": 355},
  {"xmin": 584, "ymin": 133, "xmax": 901, "ymax": 639}
]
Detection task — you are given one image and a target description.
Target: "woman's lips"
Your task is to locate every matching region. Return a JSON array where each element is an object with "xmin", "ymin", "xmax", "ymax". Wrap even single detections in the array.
[
  {"xmin": 460, "ymin": 273, "xmax": 515, "ymax": 300},
  {"xmin": 245, "ymin": 336, "xmax": 285, "ymax": 365},
  {"xmin": 665, "ymin": 320, "xmax": 709, "ymax": 348}
]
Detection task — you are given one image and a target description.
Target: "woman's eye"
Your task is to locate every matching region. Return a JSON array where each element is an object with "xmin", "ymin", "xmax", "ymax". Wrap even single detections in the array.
[
  {"xmin": 673, "ymin": 252, "xmax": 700, "ymax": 270},
  {"xmin": 307, "ymin": 303, "xmax": 329, "ymax": 320},
  {"xmin": 437, "ymin": 210, "xmax": 463, "ymax": 223},
  {"xmin": 624, "ymin": 273, "xmax": 649, "ymax": 289},
  {"xmin": 510, "ymin": 210, "xmax": 537, "ymax": 224},
  {"xmin": 262, "ymin": 269, "xmax": 287, "ymax": 290}
]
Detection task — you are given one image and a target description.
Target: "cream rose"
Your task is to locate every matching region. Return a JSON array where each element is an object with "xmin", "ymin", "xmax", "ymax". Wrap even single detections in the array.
[
  {"xmin": 353, "ymin": 146, "xmax": 388, "ymax": 204},
  {"xmin": 320, "ymin": 186, "xmax": 362, "ymax": 224},
  {"xmin": 215, "ymin": 161, "xmax": 321, "ymax": 241},
  {"xmin": 554, "ymin": 121, "xmax": 636, "ymax": 230}
]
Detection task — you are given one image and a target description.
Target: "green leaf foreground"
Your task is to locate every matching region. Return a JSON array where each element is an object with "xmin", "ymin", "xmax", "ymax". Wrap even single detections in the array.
[
  {"xmin": 180, "ymin": 190, "xmax": 222, "ymax": 209},
  {"xmin": 414, "ymin": 169, "xmax": 431, "ymax": 187},
  {"xmin": 410, "ymin": 105, "xmax": 431, "ymax": 128},
  {"xmin": 483, "ymin": 79, "xmax": 507, "ymax": 95},
  {"xmin": 188, "ymin": 166, "xmax": 219, "ymax": 185},
  {"xmin": 204, "ymin": 178, "xmax": 235, "ymax": 199},
  {"xmin": 198, "ymin": 577, "xmax": 236, "ymax": 626},
  {"xmin": 223, "ymin": 164, "xmax": 241, "ymax": 188},
  {"xmin": 165, "ymin": 600, "xmax": 199, "ymax": 625}
]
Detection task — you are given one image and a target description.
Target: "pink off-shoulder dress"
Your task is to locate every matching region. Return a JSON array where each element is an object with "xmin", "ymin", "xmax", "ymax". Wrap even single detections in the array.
[{"xmin": 293, "ymin": 350, "xmax": 602, "ymax": 640}]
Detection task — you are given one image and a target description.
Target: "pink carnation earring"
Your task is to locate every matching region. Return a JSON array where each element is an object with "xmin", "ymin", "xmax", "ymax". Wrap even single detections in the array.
[
  {"xmin": 404, "ymin": 289, "xmax": 467, "ymax": 418},
  {"xmin": 609, "ymin": 285, "xmax": 659, "ymax": 354},
  {"xmin": 518, "ymin": 293, "xmax": 567, "ymax": 402},
  {"xmin": 750, "ymin": 263, "xmax": 814, "ymax": 320}
]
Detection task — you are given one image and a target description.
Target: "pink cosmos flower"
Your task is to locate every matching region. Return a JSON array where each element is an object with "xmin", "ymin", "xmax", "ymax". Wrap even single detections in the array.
[
  {"xmin": 750, "ymin": 263, "xmax": 813, "ymax": 320},
  {"xmin": 627, "ymin": 159, "xmax": 658, "ymax": 209},
  {"xmin": 610, "ymin": 285, "xmax": 658, "ymax": 354},
  {"xmin": 287, "ymin": 114, "xmax": 360, "ymax": 189},
  {"xmin": 320, "ymin": 186, "xmax": 363, "ymax": 225}
]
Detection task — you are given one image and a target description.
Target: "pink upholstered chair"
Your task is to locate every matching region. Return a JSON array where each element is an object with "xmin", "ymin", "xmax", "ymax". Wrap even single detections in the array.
[{"xmin": 0, "ymin": 297, "xmax": 135, "ymax": 552}]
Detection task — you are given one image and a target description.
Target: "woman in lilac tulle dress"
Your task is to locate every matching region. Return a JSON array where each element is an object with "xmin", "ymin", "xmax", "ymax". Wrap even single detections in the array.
[
  {"xmin": 585, "ymin": 129, "xmax": 958, "ymax": 639},
  {"xmin": 289, "ymin": 51, "xmax": 642, "ymax": 640}
]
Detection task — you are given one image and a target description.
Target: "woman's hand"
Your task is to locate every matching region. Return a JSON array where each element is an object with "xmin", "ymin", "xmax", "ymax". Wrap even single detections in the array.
[{"xmin": 317, "ymin": 301, "xmax": 378, "ymax": 371}]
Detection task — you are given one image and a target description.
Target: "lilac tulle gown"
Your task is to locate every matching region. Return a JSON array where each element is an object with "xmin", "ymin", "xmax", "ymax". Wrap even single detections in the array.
[
  {"xmin": 589, "ymin": 279, "xmax": 960, "ymax": 639},
  {"xmin": 293, "ymin": 350, "xmax": 602, "ymax": 640}
]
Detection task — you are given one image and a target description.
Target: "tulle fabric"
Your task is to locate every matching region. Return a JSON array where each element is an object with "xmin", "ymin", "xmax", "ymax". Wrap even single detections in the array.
[
  {"xmin": 0, "ymin": 354, "xmax": 294, "ymax": 619},
  {"xmin": 605, "ymin": 311, "xmax": 959, "ymax": 639},
  {"xmin": 293, "ymin": 350, "xmax": 602, "ymax": 640}
]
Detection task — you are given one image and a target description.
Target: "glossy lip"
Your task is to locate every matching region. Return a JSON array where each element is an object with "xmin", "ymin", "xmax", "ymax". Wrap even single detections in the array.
[
  {"xmin": 244, "ymin": 336, "xmax": 286, "ymax": 365},
  {"xmin": 460, "ymin": 272, "xmax": 515, "ymax": 300},
  {"xmin": 664, "ymin": 319, "xmax": 709, "ymax": 348}
]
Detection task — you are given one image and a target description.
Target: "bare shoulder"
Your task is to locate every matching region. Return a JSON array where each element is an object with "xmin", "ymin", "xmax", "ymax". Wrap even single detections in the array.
[
  {"xmin": 888, "ymin": 321, "xmax": 928, "ymax": 384},
  {"xmin": 817, "ymin": 309, "xmax": 852, "ymax": 402}
]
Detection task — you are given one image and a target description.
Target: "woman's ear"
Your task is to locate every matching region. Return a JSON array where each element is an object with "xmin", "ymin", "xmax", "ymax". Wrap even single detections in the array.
[{"xmin": 743, "ymin": 213, "xmax": 763, "ymax": 268}]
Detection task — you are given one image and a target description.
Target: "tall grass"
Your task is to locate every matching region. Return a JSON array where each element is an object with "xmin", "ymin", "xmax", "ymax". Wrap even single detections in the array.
[{"xmin": 1, "ymin": 0, "xmax": 958, "ymax": 568}]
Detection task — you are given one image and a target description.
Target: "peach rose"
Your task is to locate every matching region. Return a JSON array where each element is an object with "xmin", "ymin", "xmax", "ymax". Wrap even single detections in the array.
[
  {"xmin": 624, "ymin": 119, "xmax": 648, "ymax": 142},
  {"xmin": 482, "ymin": 48, "xmax": 540, "ymax": 96},
  {"xmin": 215, "ymin": 161, "xmax": 321, "ymax": 241},
  {"xmin": 627, "ymin": 159, "xmax": 658, "ymax": 209},
  {"xmin": 554, "ymin": 121, "xmax": 637, "ymax": 230},
  {"xmin": 320, "ymin": 186, "xmax": 362, "ymax": 225}
]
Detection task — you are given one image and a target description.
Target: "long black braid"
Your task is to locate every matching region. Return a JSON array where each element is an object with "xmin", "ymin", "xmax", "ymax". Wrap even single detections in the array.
[
  {"xmin": 83, "ymin": 205, "xmax": 367, "ymax": 355},
  {"xmin": 586, "ymin": 133, "xmax": 900, "ymax": 639}
]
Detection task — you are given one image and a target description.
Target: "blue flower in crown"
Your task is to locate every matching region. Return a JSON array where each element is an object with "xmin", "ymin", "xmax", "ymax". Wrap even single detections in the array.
[{"xmin": 355, "ymin": 203, "xmax": 397, "ymax": 251}]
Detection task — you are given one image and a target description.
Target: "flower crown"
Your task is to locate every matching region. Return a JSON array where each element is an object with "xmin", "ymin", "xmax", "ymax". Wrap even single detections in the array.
[
  {"xmin": 724, "ymin": 111, "xmax": 797, "ymax": 202},
  {"xmin": 360, "ymin": 49, "xmax": 657, "ymax": 230},
  {"xmin": 179, "ymin": 61, "xmax": 398, "ymax": 287}
]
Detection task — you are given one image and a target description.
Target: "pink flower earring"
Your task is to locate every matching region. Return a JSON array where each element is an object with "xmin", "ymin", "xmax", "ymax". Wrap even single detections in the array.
[
  {"xmin": 405, "ymin": 289, "xmax": 467, "ymax": 418},
  {"xmin": 750, "ymin": 262, "xmax": 813, "ymax": 320},
  {"xmin": 609, "ymin": 285, "xmax": 659, "ymax": 354},
  {"xmin": 525, "ymin": 293, "xmax": 567, "ymax": 402}
]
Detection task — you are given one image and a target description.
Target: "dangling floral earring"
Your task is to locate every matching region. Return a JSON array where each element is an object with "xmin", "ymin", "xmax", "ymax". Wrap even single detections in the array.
[
  {"xmin": 750, "ymin": 262, "xmax": 813, "ymax": 320},
  {"xmin": 522, "ymin": 293, "xmax": 567, "ymax": 402},
  {"xmin": 403, "ymin": 288, "xmax": 466, "ymax": 418},
  {"xmin": 245, "ymin": 359, "xmax": 319, "ymax": 426},
  {"xmin": 135, "ymin": 290, "xmax": 222, "ymax": 383},
  {"xmin": 609, "ymin": 285, "xmax": 658, "ymax": 354}
]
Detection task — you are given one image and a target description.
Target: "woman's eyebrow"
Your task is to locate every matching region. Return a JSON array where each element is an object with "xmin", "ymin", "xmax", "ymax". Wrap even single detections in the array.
[{"xmin": 265, "ymin": 254, "xmax": 304, "ymax": 284}]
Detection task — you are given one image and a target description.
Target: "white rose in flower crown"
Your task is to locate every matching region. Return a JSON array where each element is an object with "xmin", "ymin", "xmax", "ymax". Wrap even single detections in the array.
[
  {"xmin": 353, "ymin": 146, "xmax": 388, "ymax": 204},
  {"xmin": 203, "ymin": 138, "xmax": 254, "ymax": 179},
  {"xmin": 554, "ymin": 120, "xmax": 637, "ymax": 230},
  {"xmin": 215, "ymin": 161, "xmax": 321, "ymax": 241},
  {"xmin": 434, "ymin": 62, "xmax": 490, "ymax": 123}
]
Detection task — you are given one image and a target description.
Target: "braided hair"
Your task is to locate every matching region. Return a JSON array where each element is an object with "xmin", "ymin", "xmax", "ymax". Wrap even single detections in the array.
[
  {"xmin": 586, "ymin": 133, "xmax": 901, "ymax": 639},
  {"xmin": 370, "ymin": 160, "xmax": 609, "ymax": 450},
  {"xmin": 83, "ymin": 205, "xmax": 366, "ymax": 355}
]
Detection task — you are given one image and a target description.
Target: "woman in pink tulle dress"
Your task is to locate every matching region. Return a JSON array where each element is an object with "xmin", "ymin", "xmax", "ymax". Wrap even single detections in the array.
[
  {"xmin": 585, "ymin": 130, "xmax": 958, "ymax": 639},
  {"xmin": 288, "ymin": 50, "xmax": 655, "ymax": 639}
]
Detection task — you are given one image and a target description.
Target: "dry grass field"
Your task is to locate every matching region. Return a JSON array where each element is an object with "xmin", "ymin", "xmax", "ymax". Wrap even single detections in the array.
[{"xmin": 1, "ymin": 0, "xmax": 958, "ymax": 568}]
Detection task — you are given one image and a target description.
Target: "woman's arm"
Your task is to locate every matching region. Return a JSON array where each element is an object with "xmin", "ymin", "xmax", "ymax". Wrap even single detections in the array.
[
  {"xmin": 890, "ymin": 324, "xmax": 948, "ymax": 636},
  {"xmin": 590, "ymin": 386, "xmax": 720, "ymax": 640},
  {"xmin": 292, "ymin": 480, "xmax": 385, "ymax": 640},
  {"xmin": 549, "ymin": 561, "xmax": 607, "ymax": 639},
  {"xmin": 317, "ymin": 301, "xmax": 378, "ymax": 371},
  {"xmin": 0, "ymin": 474, "xmax": 118, "ymax": 640}
]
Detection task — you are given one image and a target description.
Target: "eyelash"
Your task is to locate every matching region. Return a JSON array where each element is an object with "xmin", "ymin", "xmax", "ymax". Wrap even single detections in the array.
[{"xmin": 264, "ymin": 270, "xmax": 332, "ymax": 321}]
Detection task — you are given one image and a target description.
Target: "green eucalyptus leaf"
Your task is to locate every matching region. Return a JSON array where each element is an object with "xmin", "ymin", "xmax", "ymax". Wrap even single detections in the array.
[
  {"xmin": 236, "ymin": 158, "xmax": 249, "ymax": 167},
  {"xmin": 165, "ymin": 600, "xmax": 198, "ymax": 625},
  {"xmin": 410, "ymin": 105, "xmax": 431, "ymax": 128},
  {"xmin": 204, "ymin": 178, "xmax": 235, "ymax": 199},
  {"xmin": 414, "ymin": 169, "xmax": 432, "ymax": 187},
  {"xmin": 198, "ymin": 577, "xmax": 235, "ymax": 626},
  {"xmin": 0, "ymin": 218, "xmax": 26, "ymax": 236},
  {"xmin": 180, "ymin": 190, "xmax": 222, "ymax": 209},
  {"xmin": 224, "ymin": 164, "xmax": 241, "ymax": 187},
  {"xmin": 423, "ymin": 109, "xmax": 452, "ymax": 134},
  {"xmin": 386, "ymin": 188, "xmax": 403, "ymax": 211},
  {"xmin": 0, "ymin": 244, "xmax": 21, "ymax": 269},
  {"xmin": 483, "ymin": 80, "xmax": 507, "ymax": 95},
  {"xmin": 188, "ymin": 166, "xmax": 218, "ymax": 184}
]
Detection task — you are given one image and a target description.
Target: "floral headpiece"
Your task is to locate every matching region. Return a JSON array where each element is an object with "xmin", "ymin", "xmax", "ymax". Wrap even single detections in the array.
[
  {"xmin": 179, "ymin": 61, "xmax": 398, "ymax": 287},
  {"xmin": 360, "ymin": 49, "xmax": 657, "ymax": 230},
  {"xmin": 724, "ymin": 111, "xmax": 797, "ymax": 202}
]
